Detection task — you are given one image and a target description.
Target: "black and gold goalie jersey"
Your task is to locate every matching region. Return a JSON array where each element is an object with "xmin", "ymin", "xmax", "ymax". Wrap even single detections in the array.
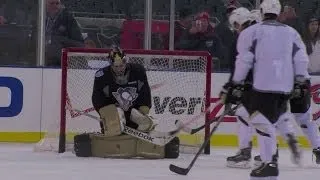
[{"xmin": 92, "ymin": 63, "xmax": 152, "ymax": 119}]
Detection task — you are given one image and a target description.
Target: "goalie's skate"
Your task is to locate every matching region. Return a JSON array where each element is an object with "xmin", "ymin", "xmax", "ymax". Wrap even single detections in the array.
[{"xmin": 226, "ymin": 147, "xmax": 252, "ymax": 169}]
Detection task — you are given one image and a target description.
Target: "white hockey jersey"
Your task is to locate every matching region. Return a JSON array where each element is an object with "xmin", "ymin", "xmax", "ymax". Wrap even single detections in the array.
[{"xmin": 232, "ymin": 20, "xmax": 309, "ymax": 94}]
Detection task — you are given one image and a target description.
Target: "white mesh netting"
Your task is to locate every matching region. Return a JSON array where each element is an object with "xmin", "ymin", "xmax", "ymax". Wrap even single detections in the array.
[{"xmin": 35, "ymin": 49, "xmax": 211, "ymax": 154}]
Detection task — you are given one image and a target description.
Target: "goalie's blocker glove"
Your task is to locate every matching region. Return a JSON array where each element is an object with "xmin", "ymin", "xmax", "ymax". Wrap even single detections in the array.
[
  {"xmin": 291, "ymin": 75, "xmax": 310, "ymax": 99},
  {"xmin": 219, "ymin": 82, "xmax": 244, "ymax": 105}
]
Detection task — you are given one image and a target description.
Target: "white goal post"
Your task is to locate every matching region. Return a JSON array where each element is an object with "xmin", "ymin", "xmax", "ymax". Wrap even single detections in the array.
[{"xmin": 36, "ymin": 48, "xmax": 212, "ymax": 154}]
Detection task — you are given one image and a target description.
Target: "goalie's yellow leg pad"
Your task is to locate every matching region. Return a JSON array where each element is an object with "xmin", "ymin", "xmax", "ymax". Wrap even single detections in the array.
[
  {"xmin": 90, "ymin": 133, "xmax": 137, "ymax": 158},
  {"xmin": 89, "ymin": 134, "xmax": 173, "ymax": 159},
  {"xmin": 98, "ymin": 104, "xmax": 125, "ymax": 137},
  {"xmin": 136, "ymin": 139, "xmax": 165, "ymax": 159},
  {"xmin": 74, "ymin": 133, "xmax": 180, "ymax": 159}
]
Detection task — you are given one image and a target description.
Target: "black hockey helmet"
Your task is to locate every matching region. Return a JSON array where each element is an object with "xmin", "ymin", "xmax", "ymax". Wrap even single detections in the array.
[{"xmin": 109, "ymin": 46, "xmax": 127, "ymax": 66}]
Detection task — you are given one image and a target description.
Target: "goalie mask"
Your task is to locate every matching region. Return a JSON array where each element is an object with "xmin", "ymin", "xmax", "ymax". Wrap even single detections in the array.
[{"xmin": 109, "ymin": 47, "xmax": 129, "ymax": 85}]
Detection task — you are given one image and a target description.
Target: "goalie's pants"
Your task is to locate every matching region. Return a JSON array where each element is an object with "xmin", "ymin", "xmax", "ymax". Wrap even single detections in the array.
[
  {"xmin": 99, "ymin": 109, "xmax": 139, "ymax": 134},
  {"xmin": 290, "ymin": 80, "xmax": 311, "ymax": 114},
  {"xmin": 242, "ymin": 89, "xmax": 290, "ymax": 124}
]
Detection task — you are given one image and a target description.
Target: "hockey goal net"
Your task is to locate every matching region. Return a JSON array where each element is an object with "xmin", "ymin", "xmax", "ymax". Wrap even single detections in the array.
[{"xmin": 35, "ymin": 48, "xmax": 212, "ymax": 154}]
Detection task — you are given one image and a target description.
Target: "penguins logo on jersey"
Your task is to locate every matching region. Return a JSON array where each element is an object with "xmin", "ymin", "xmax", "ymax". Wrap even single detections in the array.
[{"xmin": 112, "ymin": 87, "xmax": 138, "ymax": 111}]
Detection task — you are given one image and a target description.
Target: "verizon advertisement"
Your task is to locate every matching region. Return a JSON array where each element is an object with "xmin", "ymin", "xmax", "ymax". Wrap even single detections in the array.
[{"xmin": 0, "ymin": 68, "xmax": 319, "ymax": 141}]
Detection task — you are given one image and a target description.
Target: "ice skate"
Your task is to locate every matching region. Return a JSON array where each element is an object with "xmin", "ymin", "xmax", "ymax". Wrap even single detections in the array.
[
  {"xmin": 250, "ymin": 162, "xmax": 279, "ymax": 180},
  {"xmin": 287, "ymin": 134, "xmax": 302, "ymax": 165},
  {"xmin": 254, "ymin": 145, "xmax": 278, "ymax": 167},
  {"xmin": 312, "ymin": 147, "xmax": 320, "ymax": 164},
  {"xmin": 226, "ymin": 146, "xmax": 252, "ymax": 169}
]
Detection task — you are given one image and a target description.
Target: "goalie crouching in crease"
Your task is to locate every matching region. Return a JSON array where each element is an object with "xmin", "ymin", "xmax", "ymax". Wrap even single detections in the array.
[{"xmin": 73, "ymin": 47, "xmax": 180, "ymax": 159}]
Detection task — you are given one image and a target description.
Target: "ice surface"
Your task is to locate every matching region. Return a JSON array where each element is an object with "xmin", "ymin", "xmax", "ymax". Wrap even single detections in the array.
[{"xmin": 0, "ymin": 143, "xmax": 319, "ymax": 180}]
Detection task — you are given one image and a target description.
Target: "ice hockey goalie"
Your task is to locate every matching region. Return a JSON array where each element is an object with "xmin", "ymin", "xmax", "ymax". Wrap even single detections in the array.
[{"xmin": 73, "ymin": 47, "xmax": 180, "ymax": 159}]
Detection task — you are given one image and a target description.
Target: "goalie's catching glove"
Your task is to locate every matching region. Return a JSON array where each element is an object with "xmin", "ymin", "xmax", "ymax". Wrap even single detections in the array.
[
  {"xmin": 219, "ymin": 82, "xmax": 244, "ymax": 105},
  {"xmin": 291, "ymin": 75, "xmax": 309, "ymax": 99}
]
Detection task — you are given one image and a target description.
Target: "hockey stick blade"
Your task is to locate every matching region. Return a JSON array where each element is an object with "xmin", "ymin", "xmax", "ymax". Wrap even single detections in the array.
[
  {"xmin": 169, "ymin": 164, "xmax": 189, "ymax": 175},
  {"xmin": 169, "ymin": 104, "xmax": 239, "ymax": 175},
  {"xmin": 175, "ymin": 105, "xmax": 238, "ymax": 135}
]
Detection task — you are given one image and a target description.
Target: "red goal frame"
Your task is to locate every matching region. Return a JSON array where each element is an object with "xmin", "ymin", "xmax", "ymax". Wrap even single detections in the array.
[{"xmin": 59, "ymin": 48, "xmax": 212, "ymax": 154}]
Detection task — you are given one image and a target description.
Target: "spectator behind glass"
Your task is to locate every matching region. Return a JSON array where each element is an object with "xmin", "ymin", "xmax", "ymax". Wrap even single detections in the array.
[
  {"xmin": 83, "ymin": 32, "xmax": 100, "ymax": 48},
  {"xmin": 175, "ymin": 12, "xmax": 227, "ymax": 68},
  {"xmin": 303, "ymin": 17, "xmax": 320, "ymax": 73},
  {"xmin": 214, "ymin": 5, "xmax": 237, "ymax": 70},
  {"xmin": 277, "ymin": 4, "xmax": 304, "ymax": 35},
  {"xmin": 45, "ymin": 0, "xmax": 84, "ymax": 67},
  {"xmin": 0, "ymin": 0, "xmax": 37, "ymax": 66},
  {"xmin": 174, "ymin": 7, "xmax": 193, "ymax": 48},
  {"xmin": 0, "ymin": 0, "xmax": 34, "ymax": 25},
  {"xmin": 0, "ymin": 15, "xmax": 6, "ymax": 24}
]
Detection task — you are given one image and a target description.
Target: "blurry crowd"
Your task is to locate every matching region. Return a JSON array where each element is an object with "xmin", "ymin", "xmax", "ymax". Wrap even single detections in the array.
[
  {"xmin": 174, "ymin": 2, "xmax": 320, "ymax": 73},
  {"xmin": 174, "ymin": 6, "xmax": 238, "ymax": 71},
  {"xmin": 0, "ymin": 0, "xmax": 320, "ymax": 73}
]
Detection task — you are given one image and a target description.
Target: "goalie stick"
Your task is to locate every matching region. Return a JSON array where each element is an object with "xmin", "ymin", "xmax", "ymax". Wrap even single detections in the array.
[
  {"xmin": 169, "ymin": 104, "xmax": 239, "ymax": 175},
  {"xmin": 72, "ymin": 109, "xmax": 175, "ymax": 146},
  {"xmin": 175, "ymin": 105, "xmax": 238, "ymax": 135},
  {"xmin": 149, "ymin": 112, "xmax": 207, "ymax": 138},
  {"xmin": 150, "ymin": 101, "xmax": 237, "ymax": 138}
]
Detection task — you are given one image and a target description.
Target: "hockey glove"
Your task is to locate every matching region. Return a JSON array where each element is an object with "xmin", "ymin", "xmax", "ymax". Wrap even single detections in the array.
[
  {"xmin": 219, "ymin": 82, "xmax": 244, "ymax": 105},
  {"xmin": 131, "ymin": 108, "xmax": 157, "ymax": 133},
  {"xmin": 292, "ymin": 76, "xmax": 309, "ymax": 99},
  {"xmin": 138, "ymin": 106, "xmax": 150, "ymax": 115}
]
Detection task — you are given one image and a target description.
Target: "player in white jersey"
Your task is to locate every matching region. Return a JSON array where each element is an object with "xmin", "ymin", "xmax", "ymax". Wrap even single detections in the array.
[
  {"xmin": 223, "ymin": 7, "xmax": 258, "ymax": 169},
  {"xmin": 225, "ymin": 7, "xmax": 282, "ymax": 169},
  {"xmin": 220, "ymin": 0, "xmax": 309, "ymax": 179},
  {"xmin": 227, "ymin": 7, "xmax": 320, "ymax": 168},
  {"xmin": 226, "ymin": 8, "xmax": 320, "ymax": 169},
  {"xmin": 225, "ymin": 7, "xmax": 285, "ymax": 169}
]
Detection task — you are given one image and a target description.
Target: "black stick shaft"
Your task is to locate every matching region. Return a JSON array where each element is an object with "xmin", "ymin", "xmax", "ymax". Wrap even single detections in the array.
[
  {"xmin": 189, "ymin": 105, "xmax": 238, "ymax": 134},
  {"xmin": 169, "ymin": 105, "xmax": 237, "ymax": 175}
]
